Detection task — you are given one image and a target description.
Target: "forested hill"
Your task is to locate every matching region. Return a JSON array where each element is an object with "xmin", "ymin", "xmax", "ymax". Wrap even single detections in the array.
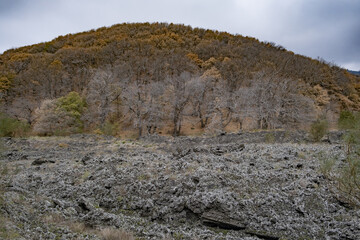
[{"xmin": 0, "ymin": 22, "xmax": 359, "ymax": 136}]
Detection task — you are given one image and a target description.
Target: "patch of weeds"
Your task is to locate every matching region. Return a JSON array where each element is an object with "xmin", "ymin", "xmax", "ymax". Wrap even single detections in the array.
[
  {"xmin": 137, "ymin": 174, "xmax": 150, "ymax": 181},
  {"xmin": 58, "ymin": 143, "xmax": 69, "ymax": 148},
  {"xmin": 117, "ymin": 209, "xmax": 136, "ymax": 217},
  {"xmin": 310, "ymin": 118, "xmax": 328, "ymax": 142},
  {"xmin": 69, "ymin": 222, "xmax": 86, "ymax": 234},
  {"xmin": 0, "ymin": 194, "xmax": 4, "ymax": 208},
  {"xmin": 13, "ymin": 165, "xmax": 21, "ymax": 175},
  {"xmin": 265, "ymin": 132, "xmax": 275, "ymax": 143},
  {"xmin": 0, "ymin": 163, "xmax": 9, "ymax": 176},
  {"xmin": 0, "ymin": 138, "xmax": 6, "ymax": 155},
  {"xmin": 101, "ymin": 121, "xmax": 119, "ymax": 136},
  {"xmin": 316, "ymin": 133, "xmax": 360, "ymax": 206},
  {"xmin": 93, "ymin": 128, "xmax": 103, "ymax": 135},
  {"xmin": 297, "ymin": 151, "xmax": 306, "ymax": 159},
  {"xmin": 99, "ymin": 227, "xmax": 135, "ymax": 240},
  {"xmin": 173, "ymin": 232, "xmax": 184, "ymax": 240},
  {"xmin": 317, "ymin": 151, "xmax": 336, "ymax": 178},
  {"xmin": 0, "ymin": 217, "xmax": 20, "ymax": 239},
  {"xmin": 210, "ymin": 227, "xmax": 229, "ymax": 235},
  {"xmin": 80, "ymin": 171, "xmax": 91, "ymax": 182},
  {"xmin": 337, "ymin": 155, "xmax": 360, "ymax": 202},
  {"xmin": 298, "ymin": 236, "xmax": 313, "ymax": 240}
]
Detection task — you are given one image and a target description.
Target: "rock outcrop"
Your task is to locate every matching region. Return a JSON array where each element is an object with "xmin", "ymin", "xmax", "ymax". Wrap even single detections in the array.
[{"xmin": 0, "ymin": 132, "xmax": 359, "ymax": 239}]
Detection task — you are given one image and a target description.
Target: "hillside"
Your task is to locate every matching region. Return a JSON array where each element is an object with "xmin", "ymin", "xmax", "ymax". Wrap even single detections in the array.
[{"xmin": 1, "ymin": 22, "xmax": 360, "ymax": 136}]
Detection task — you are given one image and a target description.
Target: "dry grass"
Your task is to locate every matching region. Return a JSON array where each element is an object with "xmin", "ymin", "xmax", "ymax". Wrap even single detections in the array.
[{"xmin": 99, "ymin": 227, "xmax": 135, "ymax": 240}]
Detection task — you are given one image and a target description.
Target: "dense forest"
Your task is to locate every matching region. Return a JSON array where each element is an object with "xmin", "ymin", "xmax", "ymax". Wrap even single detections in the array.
[{"xmin": 0, "ymin": 22, "xmax": 360, "ymax": 136}]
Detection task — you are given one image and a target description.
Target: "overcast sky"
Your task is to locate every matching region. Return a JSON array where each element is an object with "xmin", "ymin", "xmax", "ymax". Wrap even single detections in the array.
[{"xmin": 0, "ymin": 0, "xmax": 359, "ymax": 70}]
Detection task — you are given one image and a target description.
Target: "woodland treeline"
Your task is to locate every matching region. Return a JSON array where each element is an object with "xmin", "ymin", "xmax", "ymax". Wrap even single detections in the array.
[{"xmin": 0, "ymin": 22, "xmax": 359, "ymax": 136}]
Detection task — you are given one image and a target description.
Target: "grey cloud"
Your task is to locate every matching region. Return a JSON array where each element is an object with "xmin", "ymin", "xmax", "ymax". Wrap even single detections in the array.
[{"xmin": 0, "ymin": 0, "xmax": 26, "ymax": 14}]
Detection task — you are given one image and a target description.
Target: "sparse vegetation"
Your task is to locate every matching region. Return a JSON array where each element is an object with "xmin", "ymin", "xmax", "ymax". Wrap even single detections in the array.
[
  {"xmin": 310, "ymin": 118, "xmax": 328, "ymax": 142},
  {"xmin": 318, "ymin": 151, "xmax": 336, "ymax": 178},
  {"xmin": 0, "ymin": 113, "xmax": 30, "ymax": 137},
  {"xmin": 101, "ymin": 121, "xmax": 119, "ymax": 136},
  {"xmin": 337, "ymin": 111, "xmax": 360, "ymax": 205},
  {"xmin": 317, "ymin": 111, "xmax": 360, "ymax": 206},
  {"xmin": 338, "ymin": 110, "xmax": 358, "ymax": 130},
  {"xmin": 99, "ymin": 227, "xmax": 135, "ymax": 240},
  {"xmin": 265, "ymin": 132, "xmax": 275, "ymax": 143}
]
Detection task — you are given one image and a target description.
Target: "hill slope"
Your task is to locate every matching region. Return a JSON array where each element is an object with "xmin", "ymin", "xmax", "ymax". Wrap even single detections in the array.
[{"xmin": 1, "ymin": 22, "xmax": 359, "ymax": 135}]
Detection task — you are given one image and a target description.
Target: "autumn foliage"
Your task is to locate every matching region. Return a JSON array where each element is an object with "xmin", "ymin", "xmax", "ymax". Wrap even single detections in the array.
[{"xmin": 0, "ymin": 22, "xmax": 359, "ymax": 136}]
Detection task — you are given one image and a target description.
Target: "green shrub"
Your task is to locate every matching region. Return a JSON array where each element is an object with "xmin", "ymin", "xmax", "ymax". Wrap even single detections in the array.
[
  {"xmin": 0, "ymin": 113, "xmax": 30, "ymax": 137},
  {"xmin": 310, "ymin": 118, "xmax": 328, "ymax": 142},
  {"xmin": 57, "ymin": 92, "xmax": 86, "ymax": 120}
]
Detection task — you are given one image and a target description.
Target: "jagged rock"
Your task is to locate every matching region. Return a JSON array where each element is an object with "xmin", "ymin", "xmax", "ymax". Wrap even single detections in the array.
[
  {"xmin": 1, "ymin": 133, "xmax": 359, "ymax": 239},
  {"xmin": 201, "ymin": 210, "xmax": 246, "ymax": 230},
  {"xmin": 31, "ymin": 158, "xmax": 55, "ymax": 165},
  {"xmin": 245, "ymin": 230, "xmax": 280, "ymax": 240}
]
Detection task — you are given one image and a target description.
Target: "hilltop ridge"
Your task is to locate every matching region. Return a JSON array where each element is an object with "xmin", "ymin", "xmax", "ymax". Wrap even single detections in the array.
[{"xmin": 1, "ymin": 22, "xmax": 359, "ymax": 136}]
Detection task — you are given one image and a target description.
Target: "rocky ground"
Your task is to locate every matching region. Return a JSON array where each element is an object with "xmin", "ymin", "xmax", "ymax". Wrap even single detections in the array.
[{"xmin": 0, "ymin": 131, "xmax": 359, "ymax": 240}]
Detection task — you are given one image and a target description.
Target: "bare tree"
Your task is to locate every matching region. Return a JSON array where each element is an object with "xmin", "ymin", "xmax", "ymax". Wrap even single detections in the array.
[
  {"xmin": 85, "ymin": 67, "xmax": 121, "ymax": 126},
  {"xmin": 166, "ymin": 72, "xmax": 192, "ymax": 136},
  {"xmin": 188, "ymin": 67, "xmax": 220, "ymax": 128},
  {"xmin": 144, "ymin": 81, "xmax": 165, "ymax": 134},
  {"xmin": 121, "ymin": 79, "xmax": 147, "ymax": 137},
  {"xmin": 244, "ymin": 73, "xmax": 316, "ymax": 129}
]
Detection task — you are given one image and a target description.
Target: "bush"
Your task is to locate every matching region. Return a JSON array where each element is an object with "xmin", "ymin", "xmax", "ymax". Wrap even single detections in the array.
[
  {"xmin": 0, "ymin": 113, "xmax": 30, "ymax": 137},
  {"xmin": 57, "ymin": 91, "xmax": 87, "ymax": 122},
  {"xmin": 310, "ymin": 118, "xmax": 328, "ymax": 142}
]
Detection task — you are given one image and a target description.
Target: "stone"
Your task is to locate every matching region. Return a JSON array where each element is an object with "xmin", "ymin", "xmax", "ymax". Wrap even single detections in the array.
[{"xmin": 201, "ymin": 210, "xmax": 246, "ymax": 230}]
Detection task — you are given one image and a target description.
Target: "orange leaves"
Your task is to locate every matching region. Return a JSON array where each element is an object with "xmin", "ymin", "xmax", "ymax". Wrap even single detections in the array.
[
  {"xmin": 0, "ymin": 76, "xmax": 12, "ymax": 92},
  {"xmin": 186, "ymin": 53, "xmax": 203, "ymax": 67},
  {"xmin": 50, "ymin": 59, "xmax": 63, "ymax": 70},
  {"xmin": 9, "ymin": 53, "xmax": 32, "ymax": 62},
  {"xmin": 200, "ymin": 67, "xmax": 222, "ymax": 82}
]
